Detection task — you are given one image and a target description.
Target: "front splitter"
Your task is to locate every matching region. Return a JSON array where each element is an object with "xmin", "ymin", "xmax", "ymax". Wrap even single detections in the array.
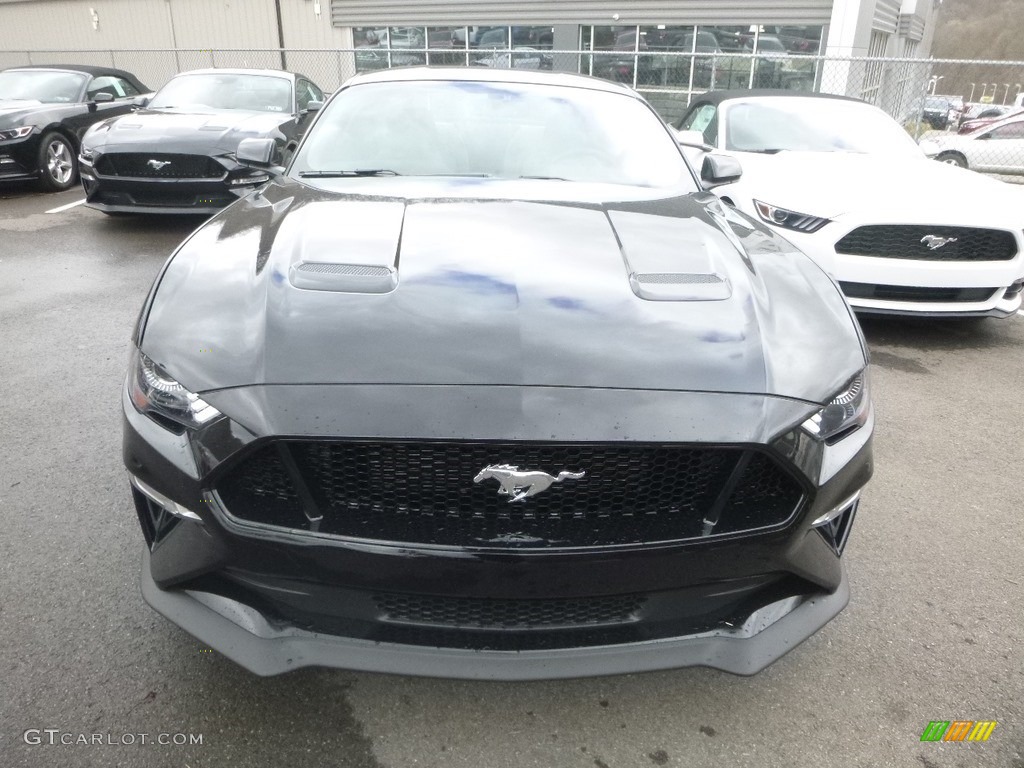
[{"xmin": 139, "ymin": 546, "xmax": 850, "ymax": 679}]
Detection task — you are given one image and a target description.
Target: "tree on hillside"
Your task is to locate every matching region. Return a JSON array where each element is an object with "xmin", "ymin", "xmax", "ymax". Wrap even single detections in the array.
[{"xmin": 932, "ymin": 0, "xmax": 1024, "ymax": 60}]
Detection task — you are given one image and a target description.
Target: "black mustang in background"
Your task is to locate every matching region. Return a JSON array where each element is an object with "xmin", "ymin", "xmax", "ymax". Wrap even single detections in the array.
[
  {"xmin": 79, "ymin": 68, "xmax": 324, "ymax": 214},
  {"xmin": 0, "ymin": 65, "xmax": 149, "ymax": 191}
]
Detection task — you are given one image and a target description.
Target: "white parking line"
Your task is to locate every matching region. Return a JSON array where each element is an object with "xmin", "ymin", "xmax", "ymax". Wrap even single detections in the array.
[
  {"xmin": 45, "ymin": 198, "xmax": 86, "ymax": 214},
  {"xmin": 1018, "ymin": 309, "xmax": 1024, "ymax": 317}
]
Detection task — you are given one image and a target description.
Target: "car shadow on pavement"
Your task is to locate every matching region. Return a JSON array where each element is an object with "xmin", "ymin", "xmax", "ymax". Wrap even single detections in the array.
[
  {"xmin": 93, "ymin": 213, "xmax": 210, "ymax": 237},
  {"xmin": 858, "ymin": 315, "xmax": 1022, "ymax": 352}
]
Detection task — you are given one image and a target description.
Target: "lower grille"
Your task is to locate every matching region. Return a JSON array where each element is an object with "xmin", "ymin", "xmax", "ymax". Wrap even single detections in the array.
[
  {"xmin": 840, "ymin": 282, "xmax": 997, "ymax": 303},
  {"xmin": 95, "ymin": 152, "xmax": 225, "ymax": 179},
  {"xmin": 835, "ymin": 225, "xmax": 1017, "ymax": 262},
  {"xmin": 375, "ymin": 593, "xmax": 645, "ymax": 629},
  {"xmin": 215, "ymin": 440, "xmax": 805, "ymax": 548},
  {"xmin": 96, "ymin": 189, "xmax": 234, "ymax": 208}
]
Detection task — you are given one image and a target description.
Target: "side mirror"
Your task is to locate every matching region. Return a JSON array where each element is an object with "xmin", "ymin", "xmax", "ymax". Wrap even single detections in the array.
[
  {"xmin": 92, "ymin": 92, "xmax": 115, "ymax": 103},
  {"xmin": 236, "ymin": 137, "xmax": 278, "ymax": 167},
  {"xmin": 701, "ymin": 153, "xmax": 742, "ymax": 188},
  {"xmin": 676, "ymin": 129, "xmax": 714, "ymax": 151},
  {"xmin": 131, "ymin": 95, "xmax": 150, "ymax": 108},
  {"xmin": 304, "ymin": 100, "xmax": 323, "ymax": 114}
]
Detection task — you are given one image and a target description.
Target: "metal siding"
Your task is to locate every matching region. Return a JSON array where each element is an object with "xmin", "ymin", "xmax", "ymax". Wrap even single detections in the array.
[
  {"xmin": 330, "ymin": 0, "xmax": 834, "ymax": 27},
  {"xmin": 279, "ymin": 0, "xmax": 355, "ymax": 89},
  {"xmin": 897, "ymin": 10, "xmax": 925, "ymax": 41},
  {"xmin": 872, "ymin": 0, "xmax": 900, "ymax": 34},
  {"xmin": 0, "ymin": 0, "xmax": 173, "ymax": 52},
  {"xmin": 168, "ymin": 0, "xmax": 279, "ymax": 49}
]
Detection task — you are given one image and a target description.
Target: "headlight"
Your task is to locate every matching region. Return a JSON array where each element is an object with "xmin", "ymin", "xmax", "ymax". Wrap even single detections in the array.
[
  {"xmin": 802, "ymin": 371, "xmax": 870, "ymax": 443},
  {"xmin": 754, "ymin": 200, "xmax": 830, "ymax": 233},
  {"xmin": 0, "ymin": 126, "xmax": 33, "ymax": 140},
  {"xmin": 229, "ymin": 171, "xmax": 271, "ymax": 186},
  {"xmin": 129, "ymin": 349, "xmax": 221, "ymax": 430}
]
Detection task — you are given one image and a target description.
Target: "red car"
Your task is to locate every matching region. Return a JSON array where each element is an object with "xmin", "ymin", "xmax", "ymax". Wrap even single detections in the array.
[{"xmin": 959, "ymin": 106, "xmax": 1021, "ymax": 134}]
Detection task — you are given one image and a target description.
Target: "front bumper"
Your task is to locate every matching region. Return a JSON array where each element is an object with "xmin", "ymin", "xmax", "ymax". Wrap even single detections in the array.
[
  {"xmin": 80, "ymin": 153, "xmax": 262, "ymax": 214},
  {"xmin": 779, "ymin": 226, "xmax": 1024, "ymax": 318},
  {"xmin": 0, "ymin": 133, "xmax": 43, "ymax": 181},
  {"xmin": 125, "ymin": 383, "xmax": 873, "ymax": 678},
  {"xmin": 140, "ymin": 545, "xmax": 851, "ymax": 678}
]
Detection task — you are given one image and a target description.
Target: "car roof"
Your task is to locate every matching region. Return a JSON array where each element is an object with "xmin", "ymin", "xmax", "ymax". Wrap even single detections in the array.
[
  {"xmin": 687, "ymin": 89, "xmax": 866, "ymax": 106},
  {"xmin": 342, "ymin": 66, "xmax": 637, "ymax": 96},
  {"xmin": 978, "ymin": 109, "xmax": 1024, "ymax": 129},
  {"xmin": 172, "ymin": 68, "xmax": 297, "ymax": 80},
  {"xmin": 4, "ymin": 64, "xmax": 142, "ymax": 80}
]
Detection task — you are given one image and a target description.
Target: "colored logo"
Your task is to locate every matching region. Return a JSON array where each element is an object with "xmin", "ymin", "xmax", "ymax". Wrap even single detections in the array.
[{"xmin": 920, "ymin": 721, "xmax": 997, "ymax": 742}]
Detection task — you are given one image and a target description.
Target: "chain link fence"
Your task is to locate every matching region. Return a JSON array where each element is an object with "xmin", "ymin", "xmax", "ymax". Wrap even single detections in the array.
[{"xmin": 4, "ymin": 47, "xmax": 1023, "ymax": 176}]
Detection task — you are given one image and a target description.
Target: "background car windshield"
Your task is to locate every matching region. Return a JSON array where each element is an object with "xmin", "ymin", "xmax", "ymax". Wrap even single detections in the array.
[
  {"xmin": 292, "ymin": 80, "xmax": 695, "ymax": 188},
  {"xmin": 149, "ymin": 73, "xmax": 291, "ymax": 112},
  {"xmin": 725, "ymin": 98, "xmax": 923, "ymax": 156},
  {"xmin": 0, "ymin": 70, "xmax": 86, "ymax": 103}
]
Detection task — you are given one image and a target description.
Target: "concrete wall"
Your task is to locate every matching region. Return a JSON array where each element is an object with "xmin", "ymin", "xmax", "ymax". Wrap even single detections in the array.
[{"xmin": 0, "ymin": 0, "xmax": 353, "ymax": 89}]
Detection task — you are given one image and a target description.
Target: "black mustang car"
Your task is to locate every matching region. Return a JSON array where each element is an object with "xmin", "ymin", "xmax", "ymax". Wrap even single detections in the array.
[
  {"xmin": 125, "ymin": 68, "xmax": 873, "ymax": 679},
  {"xmin": 0, "ymin": 64, "xmax": 149, "ymax": 191},
  {"xmin": 80, "ymin": 68, "xmax": 324, "ymax": 214}
]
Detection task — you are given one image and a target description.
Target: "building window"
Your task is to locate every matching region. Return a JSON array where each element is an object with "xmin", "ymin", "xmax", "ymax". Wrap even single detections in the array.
[{"xmin": 860, "ymin": 31, "xmax": 890, "ymax": 104}]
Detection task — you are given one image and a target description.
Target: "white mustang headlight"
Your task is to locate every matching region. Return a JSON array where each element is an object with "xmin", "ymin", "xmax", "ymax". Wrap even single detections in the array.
[{"xmin": 754, "ymin": 200, "xmax": 830, "ymax": 233}]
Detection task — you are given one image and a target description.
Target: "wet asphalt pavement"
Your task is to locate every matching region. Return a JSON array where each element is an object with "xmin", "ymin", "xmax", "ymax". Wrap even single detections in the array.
[{"xmin": 0, "ymin": 185, "xmax": 1021, "ymax": 768}]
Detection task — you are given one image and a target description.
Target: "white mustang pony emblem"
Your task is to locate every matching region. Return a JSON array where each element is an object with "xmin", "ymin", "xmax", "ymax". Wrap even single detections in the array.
[
  {"xmin": 473, "ymin": 464, "xmax": 586, "ymax": 503},
  {"xmin": 920, "ymin": 234, "xmax": 958, "ymax": 250}
]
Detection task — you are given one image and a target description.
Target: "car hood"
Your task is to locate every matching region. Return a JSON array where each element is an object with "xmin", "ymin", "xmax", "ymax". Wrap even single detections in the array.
[
  {"xmin": 724, "ymin": 150, "xmax": 1022, "ymax": 223},
  {"xmin": 0, "ymin": 99, "xmax": 47, "ymax": 124},
  {"xmin": 84, "ymin": 108, "xmax": 289, "ymax": 152},
  {"xmin": 139, "ymin": 178, "xmax": 865, "ymax": 403}
]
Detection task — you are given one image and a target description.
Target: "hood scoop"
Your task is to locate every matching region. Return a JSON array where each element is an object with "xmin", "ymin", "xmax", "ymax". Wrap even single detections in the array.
[
  {"xmin": 609, "ymin": 210, "xmax": 733, "ymax": 302},
  {"xmin": 291, "ymin": 261, "xmax": 397, "ymax": 293},
  {"xmin": 283, "ymin": 200, "xmax": 405, "ymax": 293},
  {"xmin": 629, "ymin": 271, "xmax": 730, "ymax": 301}
]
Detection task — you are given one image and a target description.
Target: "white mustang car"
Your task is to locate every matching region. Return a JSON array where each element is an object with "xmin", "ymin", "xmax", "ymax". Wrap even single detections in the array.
[{"xmin": 675, "ymin": 91, "xmax": 1024, "ymax": 318}]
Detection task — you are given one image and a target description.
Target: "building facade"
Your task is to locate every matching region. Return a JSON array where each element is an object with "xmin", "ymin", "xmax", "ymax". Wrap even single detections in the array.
[{"xmin": 0, "ymin": 0, "xmax": 940, "ymax": 120}]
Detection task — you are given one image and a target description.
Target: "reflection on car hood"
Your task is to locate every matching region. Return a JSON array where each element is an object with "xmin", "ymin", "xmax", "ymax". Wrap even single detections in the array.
[
  {"xmin": 84, "ymin": 108, "xmax": 290, "ymax": 153},
  {"xmin": 0, "ymin": 99, "xmax": 48, "ymax": 122},
  {"xmin": 728, "ymin": 150, "xmax": 1022, "ymax": 222},
  {"xmin": 140, "ymin": 177, "xmax": 864, "ymax": 403}
]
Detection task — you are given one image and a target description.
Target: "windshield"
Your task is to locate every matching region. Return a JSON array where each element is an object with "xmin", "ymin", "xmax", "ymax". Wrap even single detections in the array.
[
  {"xmin": 724, "ymin": 98, "xmax": 923, "ymax": 156},
  {"xmin": 292, "ymin": 80, "xmax": 694, "ymax": 189},
  {"xmin": 756, "ymin": 37, "xmax": 787, "ymax": 52},
  {"xmin": 0, "ymin": 70, "xmax": 86, "ymax": 103},
  {"xmin": 149, "ymin": 73, "xmax": 292, "ymax": 112}
]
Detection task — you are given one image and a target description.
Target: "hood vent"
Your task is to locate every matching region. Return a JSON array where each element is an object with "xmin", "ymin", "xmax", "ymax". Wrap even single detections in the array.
[
  {"xmin": 290, "ymin": 261, "xmax": 397, "ymax": 293},
  {"xmin": 608, "ymin": 210, "xmax": 734, "ymax": 303},
  {"xmin": 630, "ymin": 271, "xmax": 731, "ymax": 301},
  {"xmin": 281, "ymin": 200, "xmax": 406, "ymax": 294}
]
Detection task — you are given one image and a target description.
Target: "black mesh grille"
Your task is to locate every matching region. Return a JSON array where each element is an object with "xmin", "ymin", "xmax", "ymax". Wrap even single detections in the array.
[
  {"xmin": 835, "ymin": 225, "xmax": 1017, "ymax": 262},
  {"xmin": 840, "ymin": 282, "xmax": 998, "ymax": 303},
  {"xmin": 95, "ymin": 153, "xmax": 225, "ymax": 179},
  {"xmin": 375, "ymin": 593, "xmax": 645, "ymax": 629},
  {"xmin": 215, "ymin": 441, "xmax": 804, "ymax": 548}
]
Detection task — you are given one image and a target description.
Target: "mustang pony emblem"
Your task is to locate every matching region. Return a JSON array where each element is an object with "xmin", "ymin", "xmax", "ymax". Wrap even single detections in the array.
[
  {"xmin": 147, "ymin": 159, "xmax": 172, "ymax": 170},
  {"xmin": 920, "ymin": 234, "xmax": 958, "ymax": 250},
  {"xmin": 473, "ymin": 464, "xmax": 585, "ymax": 503}
]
